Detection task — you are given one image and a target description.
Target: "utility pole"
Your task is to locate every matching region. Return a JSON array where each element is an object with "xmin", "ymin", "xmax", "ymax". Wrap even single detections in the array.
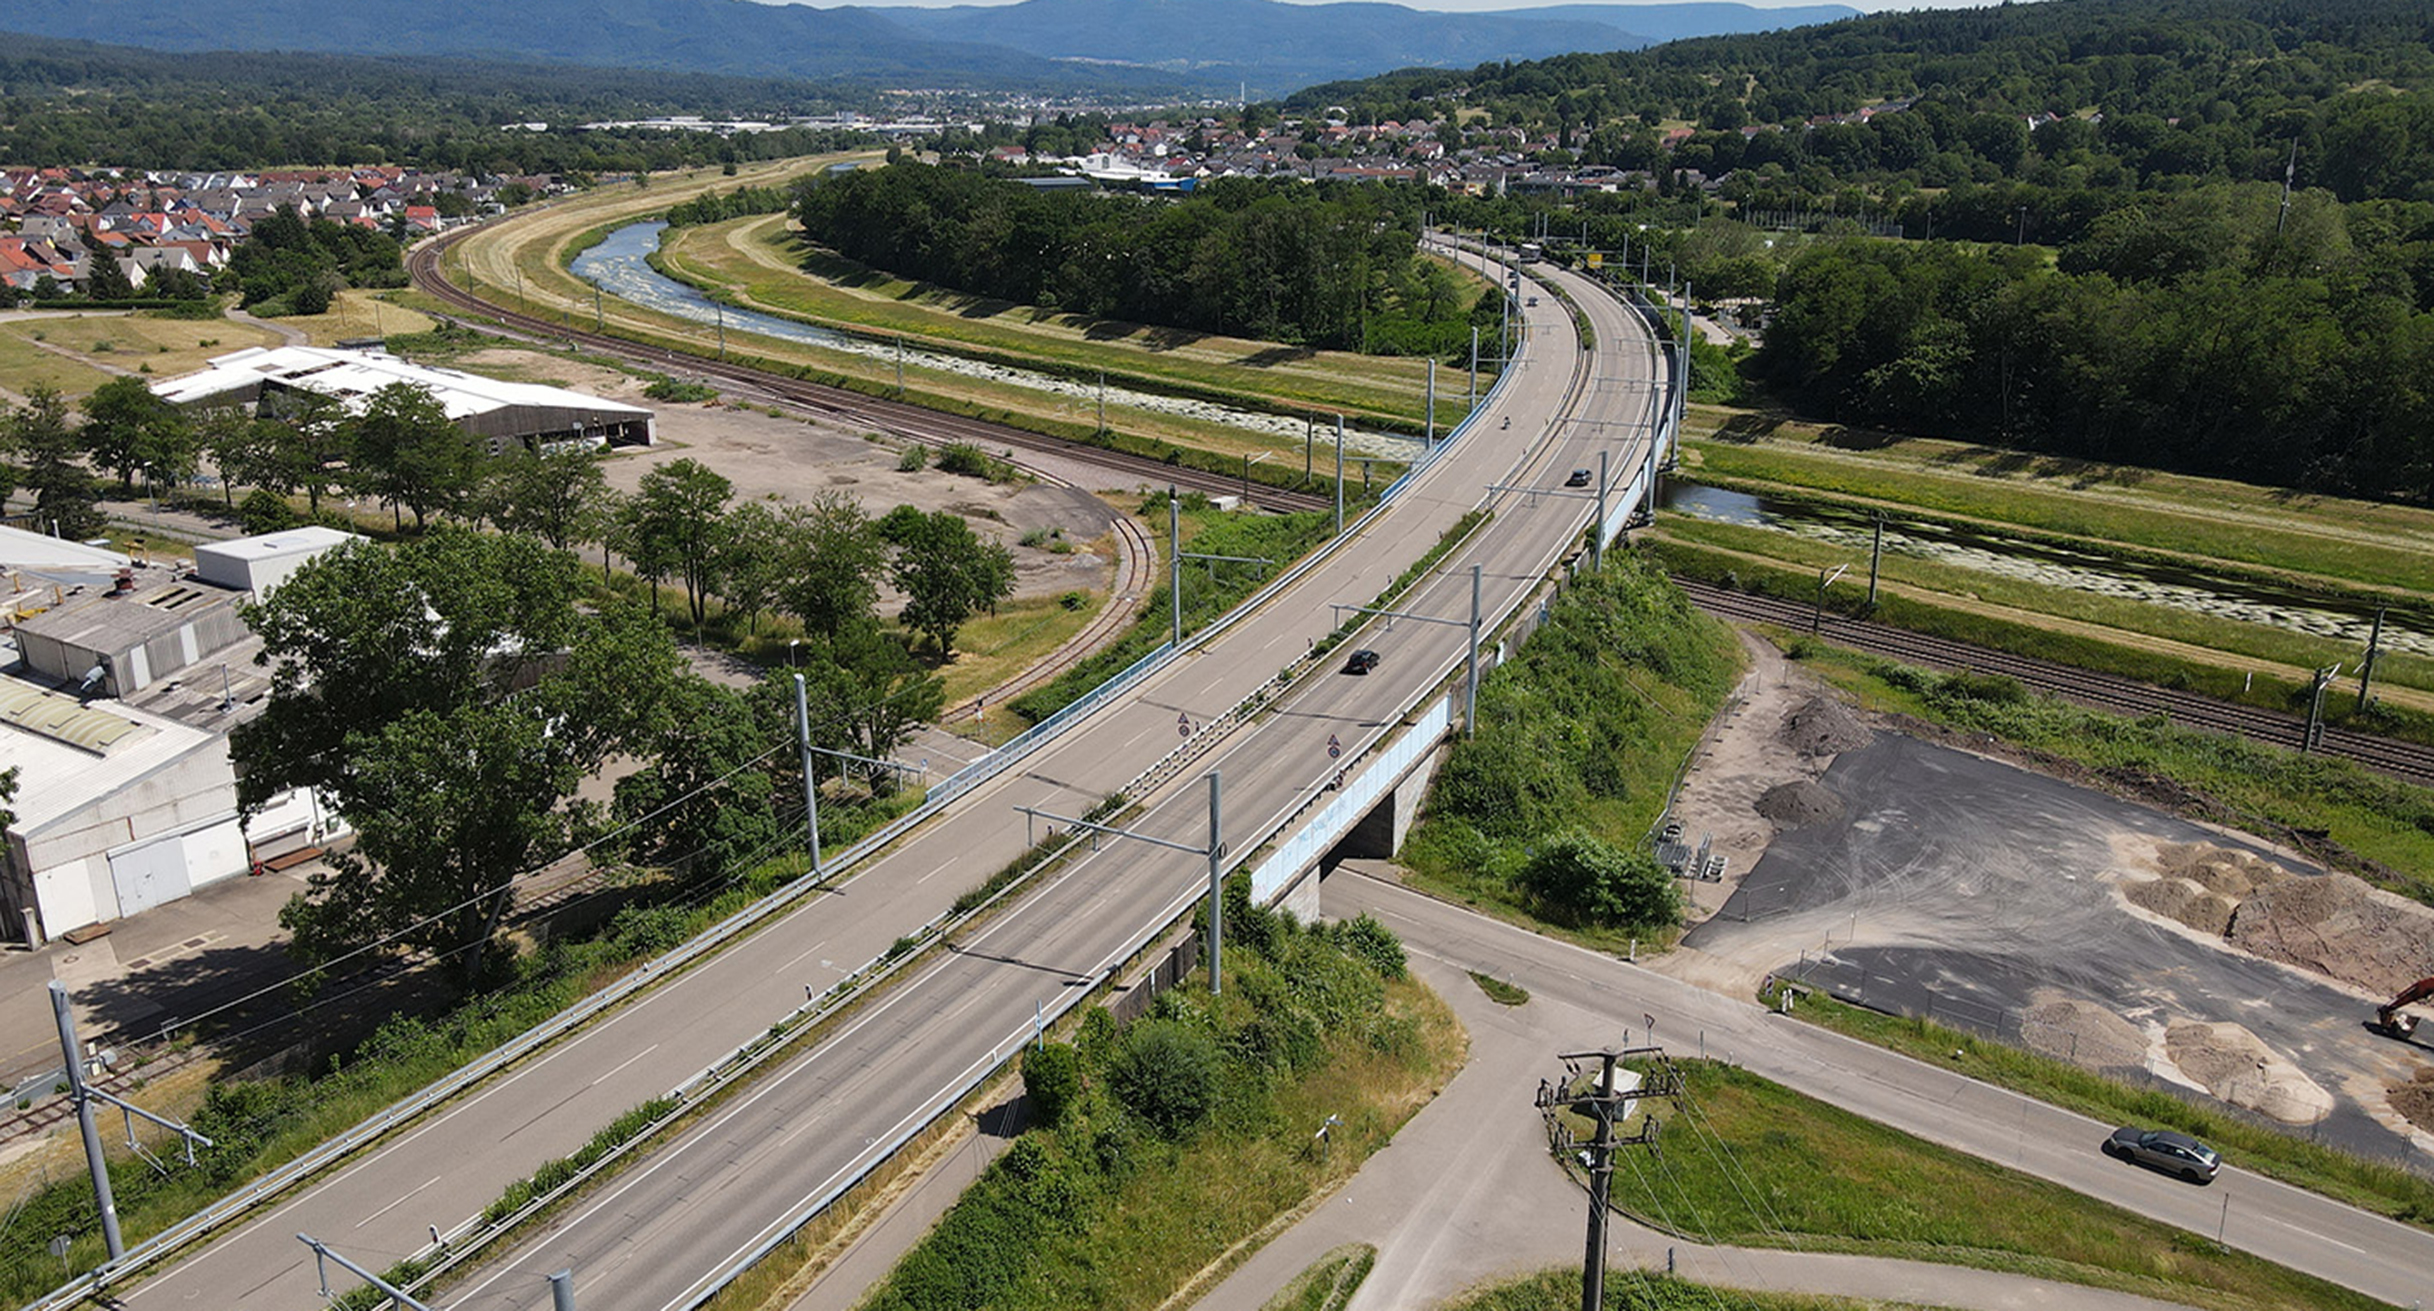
[
  {"xmin": 1466, "ymin": 563, "xmax": 1482, "ymax": 740},
  {"xmin": 299, "ymin": 1234, "xmax": 436, "ymax": 1311},
  {"xmin": 1541, "ymin": 1048, "xmax": 1679, "ymax": 1311},
  {"xmin": 1334, "ymin": 415, "xmax": 1346, "ymax": 536},
  {"xmin": 1017, "ymin": 772, "xmax": 1227, "ymax": 992},
  {"xmin": 1425, "ymin": 358, "xmax": 1437, "ymax": 447},
  {"xmin": 1592, "ymin": 449, "xmax": 1608, "ymax": 571},
  {"xmin": 1305, "ymin": 414, "xmax": 1315, "ymax": 484},
  {"xmin": 594, "ymin": 283, "xmax": 602, "ymax": 332},
  {"xmin": 2277, "ymin": 138, "xmax": 2299, "ymax": 237},
  {"xmin": 1469, "ymin": 326, "xmax": 1480, "ymax": 410},
  {"xmin": 2359, "ymin": 607, "xmax": 2386, "ymax": 710},
  {"xmin": 1097, "ymin": 371, "xmax": 1107, "ymax": 434},
  {"xmin": 1866, "ymin": 513, "xmax": 1886, "ymax": 608},
  {"xmin": 1171, "ymin": 486, "xmax": 1183, "ymax": 648},
  {"xmin": 2304, "ymin": 663, "xmax": 2341, "ymax": 751},
  {"xmin": 55, "ymin": 981, "xmax": 121, "ymax": 1263},
  {"xmin": 795, "ymin": 674, "xmax": 823, "ymax": 878},
  {"xmin": 715, "ymin": 302, "xmax": 725, "ymax": 360},
  {"xmin": 1814, "ymin": 564, "xmax": 1849, "ymax": 633},
  {"xmin": 550, "ymin": 1269, "xmax": 579, "ymax": 1311},
  {"xmin": 896, "ymin": 334, "xmax": 906, "ymax": 395}
]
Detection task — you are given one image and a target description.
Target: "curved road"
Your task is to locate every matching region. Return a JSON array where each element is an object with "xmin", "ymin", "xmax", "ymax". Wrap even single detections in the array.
[{"xmin": 109, "ymin": 252, "xmax": 1657, "ymax": 1310}]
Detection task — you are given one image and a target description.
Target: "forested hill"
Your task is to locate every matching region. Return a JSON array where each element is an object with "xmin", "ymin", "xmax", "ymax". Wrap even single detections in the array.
[{"xmin": 1291, "ymin": 0, "xmax": 2434, "ymax": 203}]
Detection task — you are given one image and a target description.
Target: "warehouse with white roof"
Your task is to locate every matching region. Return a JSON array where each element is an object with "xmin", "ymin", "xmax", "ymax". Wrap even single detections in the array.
[{"xmin": 154, "ymin": 345, "xmax": 655, "ymax": 451}]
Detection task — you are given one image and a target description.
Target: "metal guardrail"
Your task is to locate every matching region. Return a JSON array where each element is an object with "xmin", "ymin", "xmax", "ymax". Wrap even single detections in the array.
[{"xmin": 20, "ymin": 266, "xmax": 1534, "ymax": 1311}]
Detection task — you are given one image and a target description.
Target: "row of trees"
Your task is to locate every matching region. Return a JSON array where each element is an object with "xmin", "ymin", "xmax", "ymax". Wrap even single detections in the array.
[
  {"xmin": 227, "ymin": 204, "xmax": 408, "ymax": 315},
  {"xmin": 1758, "ymin": 184, "xmax": 2434, "ymax": 498},
  {"xmin": 793, "ymin": 165, "xmax": 1472, "ymax": 351}
]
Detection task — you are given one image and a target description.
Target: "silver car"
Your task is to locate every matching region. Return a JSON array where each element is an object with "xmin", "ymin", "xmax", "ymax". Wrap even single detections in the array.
[{"xmin": 2104, "ymin": 1127, "xmax": 2220, "ymax": 1183}]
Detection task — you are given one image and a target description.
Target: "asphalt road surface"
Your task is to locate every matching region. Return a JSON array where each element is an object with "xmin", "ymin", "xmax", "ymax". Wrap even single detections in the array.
[
  {"xmin": 1689, "ymin": 733, "xmax": 2432, "ymax": 1167},
  {"xmin": 1334, "ymin": 871, "xmax": 2434, "ymax": 1308},
  {"xmin": 107, "ymin": 249, "xmax": 1670, "ymax": 1310}
]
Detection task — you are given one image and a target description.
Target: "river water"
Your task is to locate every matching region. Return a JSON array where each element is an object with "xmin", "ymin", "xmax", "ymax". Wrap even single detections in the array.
[
  {"xmin": 570, "ymin": 221, "xmax": 1424, "ymax": 461},
  {"xmin": 1662, "ymin": 482, "xmax": 2432, "ymax": 660}
]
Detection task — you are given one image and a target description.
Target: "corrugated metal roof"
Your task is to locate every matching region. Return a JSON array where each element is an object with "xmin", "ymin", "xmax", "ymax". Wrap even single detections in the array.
[{"xmin": 0, "ymin": 681, "xmax": 151, "ymax": 753}]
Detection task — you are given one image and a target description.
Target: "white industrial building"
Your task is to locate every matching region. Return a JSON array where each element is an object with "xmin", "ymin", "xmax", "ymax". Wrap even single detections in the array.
[
  {"xmin": 154, "ymin": 345, "xmax": 656, "ymax": 452},
  {"xmin": 1, "ymin": 525, "xmax": 356, "ymax": 946}
]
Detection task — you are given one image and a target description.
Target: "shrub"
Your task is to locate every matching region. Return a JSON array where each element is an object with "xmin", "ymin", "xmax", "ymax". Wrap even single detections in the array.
[
  {"xmin": 897, "ymin": 444, "xmax": 929, "ymax": 472},
  {"xmin": 1021, "ymin": 1042, "xmax": 1083, "ymax": 1129},
  {"xmin": 1332, "ymin": 914, "xmax": 1407, "ymax": 979},
  {"xmin": 238, "ymin": 487, "xmax": 299, "ymax": 534},
  {"xmin": 1518, "ymin": 830, "xmax": 1682, "ymax": 929},
  {"xmin": 643, "ymin": 377, "xmax": 718, "ymax": 403},
  {"xmin": 1109, "ymin": 1019, "xmax": 1220, "ymax": 1137}
]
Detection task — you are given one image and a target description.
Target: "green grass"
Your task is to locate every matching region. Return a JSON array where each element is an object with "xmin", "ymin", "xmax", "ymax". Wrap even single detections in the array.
[
  {"xmin": 1651, "ymin": 533, "xmax": 2434, "ymax": 746},
  {"xmin": 1656, "ymin": 513, "xmax": 2434, "ymax": 701},
  {"xmin": 1258, "ymin": 1244, "xmax": 1375, "ymax": 1311},
  {"xmin": 1597, "ymin": 1059, "xmax": 2391, "ymax": 1311},
  {"xmin": 1468, "ymin": 972, "xmax": 1531, "ymax": 1006},
  {"xmin": 1442, "ymin": 1270, "xmax": 1930, "ymax": 1310},
  {"xmin": 1400, "ymin": 555, "xmax": 1747, "ymax": 955},
  {"xmin": 1778, "ymin": 640, "xmax": 2434, "ymax": 906},
  {"xmin": 1683, "ymin": 424, "xmax": 2434, "ymax": 597},
  {"xmin": 1765, "ymin": 990, "xmax": 2434, "ymax": 1236}
]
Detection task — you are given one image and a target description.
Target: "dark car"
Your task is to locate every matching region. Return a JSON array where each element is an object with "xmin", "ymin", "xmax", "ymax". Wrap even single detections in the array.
[
  {"xmin": 1565, "ymin": 468, "xmax": 1593, "ymax": 488},
  {"xmin": 2104, "ymin": 1127, "xmax": 2220, "ymax": 1183},
  {"xmin": 1344, "ymin": 649, "xmax": 1380, "ymax": 675}
]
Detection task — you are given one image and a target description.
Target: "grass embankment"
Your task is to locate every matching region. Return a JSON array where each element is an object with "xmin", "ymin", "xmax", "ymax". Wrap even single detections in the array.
[
  {"xmin": 1785, "ymin": 642, "xmax": 2434, "ymax": 907},
  {"xmin": 662, "ymin": 213, "xmax": 1451, "ymax": 431},
  {"xmin": 1010, "ymin": 497, "xmax": 1335, "ymax": 723},
  {"xmin": 1445, "ymin": 1270, "xmax": 1928, "ymax": 1311},
  {"xmin": 856, "ymin": 906, "xmax": 1460, "ymax": 1311},
  {"xmin": 1400, "ymin": 555, "xmax": 1745, "ymax": 954},
  {"xmin": 1594, "ymin": 1059, "xmax": 2389, "ymax": 1311},
  {"xmin": 1259, "ymin": 1245, "xmax": 1376, "ymax": 1311},
  {"xmin": 1770, "ymin": 988, "xmax": 2434, "ymax": 1234},
  {"xmin": 1660, "ymin": 417, "xmax": 2434, "ymax": 731}
]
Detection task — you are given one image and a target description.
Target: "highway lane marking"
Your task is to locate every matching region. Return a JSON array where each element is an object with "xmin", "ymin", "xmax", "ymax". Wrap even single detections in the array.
[
  {"xmin": 502, "ymin": 1042, "xmax": 661, "ymax": 1142},
  {"xmin": 779, "ymin": 938, "xmax": 831, "ymax": 972},
  {"xmin": 913, "ymin": 857, "xmax": 956, "ymax": 886},
  {"xmin": 355, "ymin": 1174, "xmax": 441, "ymax": 1228}
]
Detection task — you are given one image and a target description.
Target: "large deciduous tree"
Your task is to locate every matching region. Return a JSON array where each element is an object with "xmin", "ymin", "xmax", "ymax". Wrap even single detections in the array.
[
  {"xmin": 483, "ymin": 443, "xmax": 612, "ymax": 551},
  {"xmin": 235, "ymin": 528, "xmax": 682, "ymax": 983},
  {"xmin": 620, "ymin": 456, "xmax": 732, "ymax": 628},
  {"xmin": 8, "ymin": 386, "xmax": 102, "ymax": 539},
  {"xmin": 878, "ymin": 505, "xmax": 1015, "ymax": 659},
  {"xmin": 351, "ymin": 381, "xmax": 485, "ymax": 530}
]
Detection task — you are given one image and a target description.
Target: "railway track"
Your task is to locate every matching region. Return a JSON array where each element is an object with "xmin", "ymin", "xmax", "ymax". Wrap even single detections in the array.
[
  {"xmin": 1677, "ymin": 577, "xmax": 2434, "ymax": 787},
  {"xmin": 404, "ymin": 234, "xmax": 1333, "ymax": 514}
]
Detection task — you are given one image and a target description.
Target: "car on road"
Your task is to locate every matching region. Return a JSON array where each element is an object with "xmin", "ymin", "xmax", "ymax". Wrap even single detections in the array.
[
  {"xmin": 1344, "ymin": 649, "xmax": 1380, "ymax": 675},
  {"xmin": 2104, "ymin": 1127, "xmax": 2220, "ymax": 1183},
  {"xmin": 1527, "ymin": 296, "xmax": 1540, "ymax": 307},
  {"xmin": 1564, "ymin": 468, "xmax": 1593, "ymax": 487}
]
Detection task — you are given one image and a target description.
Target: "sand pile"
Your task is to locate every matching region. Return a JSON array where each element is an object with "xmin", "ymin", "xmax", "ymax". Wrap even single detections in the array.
[
  {"xmin": 2389, "ymin": 1066, "xmax": 2434, "ymax": 1136},
  {"xmin": 2227, "ymin": 869, "xmax": 2434, "ymax": 998},
  {"xmin": 2126, "ymin": 878, "xmax": 2237, "ymax": 937},
  {"xmin": 1754, "ymin": 780, "xmax": 1844, "ymax": 828},
  {"xmin": 2154, "ymin": 842, "xmax": 2278, "ymax": 897},
  {"xmin": 2020, "ymin": 991, "xmax": 2149, "ymax": 1070},
  {"xmin": 2163, "ymin": 1021, "xmax": 2334, "ymax": 1125},
  {"xmin": 1778, "ymin": 695, "xmax": 1872, "ymax": 757}
]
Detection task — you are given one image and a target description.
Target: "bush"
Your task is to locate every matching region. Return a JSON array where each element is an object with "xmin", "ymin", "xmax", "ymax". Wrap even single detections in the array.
[
  {"xmin": 1517, "ymin": 830, "xmax": 1682, "ymax": 929},
  {"xmin": 935, "ymin": 441, "xmax": 1014, "ymax": 482},
  {"xmin": 1021, "ymin": 1042, "xmax": 1083, "ymax": 1129},
  {"xmin": 642, "ymin": 377, "xmax": 719, "ymax": 403},
  {"xmin": 1108, "ymin": 1019, "xmax": 1221, "ymax": 1137},
  {"xmin": 1332, "ymin": 914, "xmax": 1407, "ymax": 979},
  {"xmin": 238, "ymin": 487, "xmax": 299, "ymax": 534},
  {"xmin": 897, "ymin": 444, "xmax": 929, "ymax": 472}
]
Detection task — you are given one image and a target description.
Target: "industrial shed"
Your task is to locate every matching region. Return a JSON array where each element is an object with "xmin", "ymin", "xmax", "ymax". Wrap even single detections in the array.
[
  {"xmin": 192, "ymin": 526, "xmax": 363, "ymax": 597},
  {"xmin": 155, "ymin": 345, "xmax": 655, "ymax": 452}
]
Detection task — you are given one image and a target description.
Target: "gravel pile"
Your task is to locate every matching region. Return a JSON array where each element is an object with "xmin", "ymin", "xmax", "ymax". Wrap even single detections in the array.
[
  {"xmin": 1778, "ymin": 695, "xmax": 1873, "ymax": 757},
  {"xmin": 2164, "ymin": 1020, "xmax": 2333, "ymax": 1125},
  {"xmin": 2228, "ymin": 870, "xmax": 2434, "ymax": 998},
  {"xmin": 2128, "ymin": 877, "xmax": 2236, "ymax": 937},
  {"xmin": 2389, "ymin": 1066, "xmax": 2434, "ymax": 1135},
  {"xmin": 1754, "ymin": 780, "xmax": 1844, "ymax": 827}
]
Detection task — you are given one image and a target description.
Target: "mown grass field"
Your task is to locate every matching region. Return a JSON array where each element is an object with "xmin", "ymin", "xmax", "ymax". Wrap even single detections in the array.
[
  {"xmin": 0, "ymin": 310, "xmax": 279, "ymax": 398},
  {"xmin": 1599, "ymin": 1059, "xmax": 2391, "ymax": 1311}
]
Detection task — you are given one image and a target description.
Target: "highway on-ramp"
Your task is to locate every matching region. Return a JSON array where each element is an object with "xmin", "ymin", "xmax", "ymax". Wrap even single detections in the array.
[{"xmin": 106, "ymin": 253, "xmax": 1668, "ymax": 1310}]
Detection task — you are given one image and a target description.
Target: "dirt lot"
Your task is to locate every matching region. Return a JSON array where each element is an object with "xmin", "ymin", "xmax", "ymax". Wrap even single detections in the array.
[
  {"xmin": 1654, "ymin": 640, "xmax": 2434, "ymax": 1162},
  {"xmin": 456, "ymin": 348, "xmax": 1126, "ymax": 605}
]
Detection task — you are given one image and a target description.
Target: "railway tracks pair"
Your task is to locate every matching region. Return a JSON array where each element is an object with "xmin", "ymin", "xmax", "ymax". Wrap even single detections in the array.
[{"xmin": 1677, "ymin": 577, "xmax": 2434, "ymax": 787}]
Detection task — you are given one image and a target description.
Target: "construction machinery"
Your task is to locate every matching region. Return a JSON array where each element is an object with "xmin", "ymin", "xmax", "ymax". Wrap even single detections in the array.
[{"xmin": 2372, "ymin": 976, "xmax": 2434, "ymax": 1040}]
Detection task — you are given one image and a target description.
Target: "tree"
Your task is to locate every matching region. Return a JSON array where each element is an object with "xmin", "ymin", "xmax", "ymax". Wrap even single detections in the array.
[
  {"xmin": 85, "ymin": 252, "xmax": 137, "ymax": 302},
  {"xmin": 796, "ymin": 620, "xmax": 943, "ymax": 788},
  {"xmin": 483, "ymin": 443, "xmax": 611, "ymax": 551},
  {"xmin": 351, "ymin": 381, "xmax": 484, "ymax": 530},
  {"xmin": 776, "ymin": 491, "xmax": 884, "ymax": 640},
  {"xmin": 879, "ymin": 506, "xmax": 1015, "ymax": 659},
  {"xmin": 716, "ymin": 499, "xmax": 792, "ymax": 636},
  {"xmin": 235, "ymin": 529, "xmax": 682, "ymax": 981},
  {"xmin": 621, "ymin": 457, "xmax": 732, "ymax": 628},
  {"xmin": 80, "ymin": 375, "xmax": 179, "ymax": 491},
  {"xmin": 8, "ymin": 387, "xmax": 102, "ymax": 539},
  {"xmin": 609, "ymin": 674, "xmax": 781, "ymax": 882},
  {"xmin": 1108, "ymin": 1018, "xmax": 1219, "ymax": 1137},
  {"xmin": 259, "ymin": 389, "xmax": 354, "ymax": 512},
  {"xmin": 1021, "ymin": 1041, "xmax": 1083, "ymax": 1128}
]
